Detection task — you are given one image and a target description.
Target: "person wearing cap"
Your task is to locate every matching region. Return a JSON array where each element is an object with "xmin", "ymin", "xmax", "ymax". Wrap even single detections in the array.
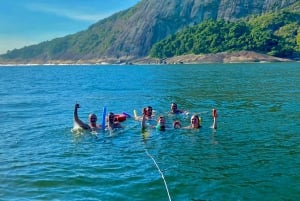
[{"xmin": 73, "ymin": 103, "xmax": 101, "ymax": 131}]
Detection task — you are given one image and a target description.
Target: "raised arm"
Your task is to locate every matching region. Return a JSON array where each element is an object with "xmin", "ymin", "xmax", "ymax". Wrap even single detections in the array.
[
  {"xmin": 212, "ymin": 108, "xmax": 217, "ymax": 129},
  {"xmin": 74, "ymin": 103, "xmax": 90, "ymax": 130}
]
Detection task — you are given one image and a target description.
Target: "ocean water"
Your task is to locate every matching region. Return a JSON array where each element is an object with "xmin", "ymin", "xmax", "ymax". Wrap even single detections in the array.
[{"xmin": 0, "ymin": 63, "xmax": 299, "ymax": 201}]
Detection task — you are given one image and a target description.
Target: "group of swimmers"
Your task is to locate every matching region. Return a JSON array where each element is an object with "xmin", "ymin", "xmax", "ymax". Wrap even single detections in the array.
[{"xmin": 73, "ymin": 102, "xmax": 217, "ymax": 133}]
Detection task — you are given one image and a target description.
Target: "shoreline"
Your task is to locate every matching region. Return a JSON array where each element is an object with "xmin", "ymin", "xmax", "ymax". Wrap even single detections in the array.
[
  {"xmin": 134, "ymin": 51, "xmax": 293, "ymax": 64},
  {"xmin": 0, "ymin": 51, "xmax": 295, "ymax": 66}
]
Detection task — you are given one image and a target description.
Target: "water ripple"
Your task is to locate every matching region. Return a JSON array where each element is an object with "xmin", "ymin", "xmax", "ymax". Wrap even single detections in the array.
[{"xmin": 1, "ymin": 64, "xmax": 299, "ymax": 201}]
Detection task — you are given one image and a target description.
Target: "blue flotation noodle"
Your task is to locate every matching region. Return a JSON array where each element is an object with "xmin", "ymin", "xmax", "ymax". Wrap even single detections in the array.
[
  {"xmin": 122, "ymin": 112, "xmax": 132, "ymax": 118},
  {"xmin": 102, "ymin": 107, "xmax": 107, "ymax": 130}
]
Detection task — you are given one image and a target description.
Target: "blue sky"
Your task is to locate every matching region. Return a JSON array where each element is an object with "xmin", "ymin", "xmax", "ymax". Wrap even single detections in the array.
[{"xmin": 0, "ymin": 0, "xmax": 140, "ymax": 54}]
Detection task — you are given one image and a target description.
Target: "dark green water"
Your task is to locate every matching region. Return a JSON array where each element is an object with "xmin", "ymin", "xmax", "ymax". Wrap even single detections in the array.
[{"xmin": 0, "ymin": 63, "xmax": 299, "ymax": 201}]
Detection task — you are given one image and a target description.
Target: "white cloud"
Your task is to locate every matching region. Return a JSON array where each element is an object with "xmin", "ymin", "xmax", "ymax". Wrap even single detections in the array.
[
  {"xmin": 26, "ymin": 3, "xmax": 112, "ymax": 23},
  {"xmin": 0, "ymin": 1, "xmax": 137, "ymax": 54}
]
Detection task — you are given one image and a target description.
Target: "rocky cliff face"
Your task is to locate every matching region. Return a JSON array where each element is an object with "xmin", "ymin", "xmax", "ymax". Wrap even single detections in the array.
[
  {"xmin": 1, "ymin": 0, "xmax": 298, "ymax": 62},
  {"xmin": 103, "ymin": 0, "xmax": 297, "ymax": 58}
]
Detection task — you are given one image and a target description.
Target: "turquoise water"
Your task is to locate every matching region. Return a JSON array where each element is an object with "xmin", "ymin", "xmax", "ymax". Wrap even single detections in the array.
[{"xmin": 0, "ymin": 63, "xmax": 299, "ymax": 201}]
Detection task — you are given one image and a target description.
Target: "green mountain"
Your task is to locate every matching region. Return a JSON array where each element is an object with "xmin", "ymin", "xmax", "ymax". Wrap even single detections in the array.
[
  {"xmin": 0, "ymin": 0, "xmax": 299, "ymax": 63},
  {"xmin": 150, "ymin": 9, "xmax": 300, "ymax": 59}
]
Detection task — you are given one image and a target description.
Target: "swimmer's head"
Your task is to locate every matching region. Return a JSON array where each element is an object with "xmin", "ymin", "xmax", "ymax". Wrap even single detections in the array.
[
  {"xmin": 191, "ymin": 115, "xmax": 201, "ymax": 128},
  {"xmin": 171, "ymin": 103, "xmax": 178, "ymax": 113},
  {"xmin": 173, "ymin": 121, "xmax": 181, "ymax": 129},
  {"xmin": 108, "ymin": 112, "xmax": 115, "ymax": 123},
  {"xmin": 157, "ymin": 116, "xmax": 165, "ymax": 125},
  {"xmin": 156, "ymin": 116, "xmax": 166, "ymax": 131},
  {"xmin": 146, "ymin": 106, "xmax": 153, "ymax": 116},
  {"xmin": 89, "ymin": 113, "xmax": 97, "ymax": 123}
]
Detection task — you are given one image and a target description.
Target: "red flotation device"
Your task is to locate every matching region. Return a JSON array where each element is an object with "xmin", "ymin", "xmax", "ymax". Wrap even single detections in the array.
[{"xmin": 114, "ymin": 114, "xmax": 127, "ymax": 122}]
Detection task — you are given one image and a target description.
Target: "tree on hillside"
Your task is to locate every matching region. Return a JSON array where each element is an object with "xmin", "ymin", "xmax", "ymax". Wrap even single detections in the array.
[
  {"xmin": 297, "ymin": 28, "xmax": 300, "ymax": 51},
  {"xmin": 150, "ymin": 10, "xmax": 300, "ymax": 59}
]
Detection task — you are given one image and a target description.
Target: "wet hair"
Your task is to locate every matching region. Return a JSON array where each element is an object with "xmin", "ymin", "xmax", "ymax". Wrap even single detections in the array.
[
  {"xmin": 143, "ymin": 107, "xmax": 147, "ymax": 115},
  {"xmin": 191, "ymin": 115, "xmax": 201, "ymax": 128},
  {"xmin": 171, "ymin": 103, "xmax": 181, "ymax": 114},
  {"xmin": 89, "ymin": 113, "xmax": 97, "ymax": 121},
  {"xmin": 156, "ymin": 116, "xmax": 166, "ymax": 131},
  {"xmin": 173, "ymin": 121, "xmax": 181, "ymax": 129},
  {"xmin": 108, "ymin": 112, "xmax": 115, "ymax": 123},
  {"xmin": 171, "ymin": 102, "xmax": 177, "ymax": 107},
  {"xmin": 157, "ymin": 116, "xmax": 164, "ymax": 121},
  {"xmin": 144, "ymin": 106, "xmax": 153, "ymax": 116}
]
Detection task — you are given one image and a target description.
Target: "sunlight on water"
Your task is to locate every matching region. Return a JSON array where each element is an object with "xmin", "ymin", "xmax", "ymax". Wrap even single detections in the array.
[{"xmin": 0, "ymin": 63, "xmax": 299, "ymax": 201}]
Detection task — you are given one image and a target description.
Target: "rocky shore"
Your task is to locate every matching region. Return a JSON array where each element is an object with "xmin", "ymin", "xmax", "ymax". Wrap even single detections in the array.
[
  {"xmin": 0, "ymin": 51, "xmax": 294, "ymax": 65},
  {"xmin": 133, "ymin": 51, "xmax": 292, "ymax": 64}
]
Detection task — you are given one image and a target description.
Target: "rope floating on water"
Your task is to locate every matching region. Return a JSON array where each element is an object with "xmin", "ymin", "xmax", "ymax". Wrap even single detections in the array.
[{"xmin": 145, "ymin": 149, "xmax": 172, "ymax": 201}]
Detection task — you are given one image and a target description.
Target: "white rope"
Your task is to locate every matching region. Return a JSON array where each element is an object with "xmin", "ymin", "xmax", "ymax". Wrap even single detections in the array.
[{"xmin": 145, "ymin": 149, "xmax": 172, "ymax": 201}]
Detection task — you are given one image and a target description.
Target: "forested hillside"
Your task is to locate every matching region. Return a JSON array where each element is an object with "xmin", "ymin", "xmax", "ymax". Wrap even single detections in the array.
[
  {"xmin": 0, "ymin": 0, "xmax": 299, "ymax": 63},
  {"xmin": 150, "ymin": 9, "xmax": 300, "ymax": 59}
]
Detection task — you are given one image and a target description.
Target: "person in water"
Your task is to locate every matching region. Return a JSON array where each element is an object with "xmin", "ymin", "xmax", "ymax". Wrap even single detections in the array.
[
  {"xmin": 156, "ymin": 116, "xmax": 166, "ymax": 131},
  {"xmin": 173, "ymin": 120, "xmax": 182, "ymax": 129},
  {"xmin": 172, "ymin": 115, "xmax": 202, "ymax": 129},
  {"xmin": 134, "ymin": 106, "xmax": 153, "ymax": 121},
  {"xmin": 141, "ymin": 114, "xmax": 166, "ymax": 132},
  {"xmin": 73, "ymin": 103, "xmax": 101, "ymax": 131},
  {"xmin": 189, "ymin": 115, "xmax": 202, "ymax": 129},
  {"xmin": 107, "ymin": 112, "xmax": 122, "ymax": 130},
  {"xmin": 170, "ymin": 102, "xmax": 184, "ymax": 114},
  {"xmin": 144, "ymin": 106, "xmax": 154, "ymax": 119}
]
